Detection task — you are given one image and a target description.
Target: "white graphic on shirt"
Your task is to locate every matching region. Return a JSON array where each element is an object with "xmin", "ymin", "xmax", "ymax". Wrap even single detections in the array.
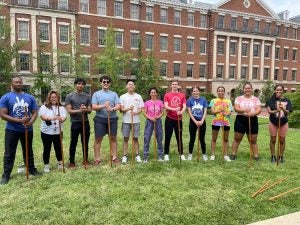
[
  {"xmin": 171, "ymin": 96, "xmax": 181, "ymax": 108},
  {"xmin": 13, "ymin": 97, "xmax": 29, "ymax": 118},
  {"xmin": 192, "ymin": 101, "xmax": 203, "ymax": 118}
]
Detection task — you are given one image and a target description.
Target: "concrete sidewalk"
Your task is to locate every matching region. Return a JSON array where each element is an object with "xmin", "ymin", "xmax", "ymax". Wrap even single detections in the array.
[{"xmin": 248, "ymin": 211, "xmax": 300, "ymax": 225}]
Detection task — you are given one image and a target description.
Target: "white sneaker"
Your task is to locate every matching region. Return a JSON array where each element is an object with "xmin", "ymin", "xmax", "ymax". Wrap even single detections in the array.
[
  {"xmin": 143, "ymin": 159, "xmax": 148, "ymax": 163},
  {"xmin": 44, "ymin": 164, "xmax": 50, "ymax": 173},
  {"xmin": 122, "ymin": 155, "xmax": 128, "ymax": 163},
  {"xmin": 224, "ymin": 155, "xmax": 231, "ymax": 162},
  {"xmin": 158, "ymin": 157, "xmax": 164, "ymax": 162},
  {"xmin": 210, "ymin": 155, "xmax": 215, "ymax": 161},
  {"xmin": 187, "ymin": 154, "xmax": 193, "ymax": 160},
  {"xmin": 202, "ymin": 154, "xmax": 208, "ymax": 161},
  {"xmin": 180, "ymin": 155, "xmax": 186, "ymax": 161},
  {"xmin": 164, "ymin": 154, "xmax": 169, "ymax": 161},
  {"xmin": 135, "ymin": 155, "xmax": 142, "ymax": 163},
  {"xmin": 17, "ymin": 165, "xmax": 25, "ymax": 174},
  {"xmin": 57, "ymin": 163, "xmax": 63, "ymax": 170}
]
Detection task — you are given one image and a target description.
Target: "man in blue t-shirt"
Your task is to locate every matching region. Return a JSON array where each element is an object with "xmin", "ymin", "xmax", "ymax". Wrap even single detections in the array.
[{"xmin": 0, "ymin": 76, "xmax": 41, "ymax": 185}]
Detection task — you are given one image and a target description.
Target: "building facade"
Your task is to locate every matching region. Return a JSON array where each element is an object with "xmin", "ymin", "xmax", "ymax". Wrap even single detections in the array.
[{"xmin": 0, "ymin": 0, "xmax": 299, "ymax": 100}]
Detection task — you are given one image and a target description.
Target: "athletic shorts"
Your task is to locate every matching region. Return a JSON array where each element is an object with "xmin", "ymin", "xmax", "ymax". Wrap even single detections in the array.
[
  {"xmin": 212, "ymin": 125, "xmax": 230, "ymax": 131},
  {"xmin": 234, "ymin": 115, "xmax": 258, "ymax": 135},
  {"xmin": 122, "ymin": 123, "xmax": 140, "ymax": 138},
  {"xmin": 94, "ymin": 117, "xmax": 118, "ymax": 138}
]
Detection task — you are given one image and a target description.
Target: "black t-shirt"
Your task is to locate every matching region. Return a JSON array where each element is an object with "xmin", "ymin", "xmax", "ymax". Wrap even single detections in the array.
[
  {"xmin": 65, "ymin": 92, "xmax": 91, "ymax": 122},
  {"xmin": 266, "ymin": 96, "xmax": 292, "ymax": 126}
]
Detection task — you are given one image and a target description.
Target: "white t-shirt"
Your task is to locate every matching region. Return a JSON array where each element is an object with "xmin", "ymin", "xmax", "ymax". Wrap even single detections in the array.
[
  {"xmin": 120, "ymin": 92, "xmax": 144, "ymax": 123},
  {"xmin": 39, "ymin": 105, "xmax": 67, "ymax": 135}
]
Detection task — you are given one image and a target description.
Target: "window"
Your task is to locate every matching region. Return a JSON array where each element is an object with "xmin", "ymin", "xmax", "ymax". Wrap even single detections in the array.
[
  {"xmin": 174, "ymin": 38, "xmax": 181, "ymax": 52},
  {"xmin": 284, "ymin": 27, "xmax": 288, "ymax": 38},
  {"xmin": 59, "ymin": 56, "xmax": 70, "ymax": 73},
  {"xmin": 253, "ymin": 44, "xmax": 260, "ymax": 57},
  {"xmin": 217, "ymin": 40, "xmax": 224, "ymax": 55},
  {"xmin": 231, "ymin": 17, "xmax": 237, "ymax": 30},
  {"xmin": 115, "ymin": 31, "xmax": 123, "ymax": 48},
  {"xmin": 80, "ymin": 0, "xmax": 89, "ymax": 13},
  {"xmin": 275, "ymin": 25, "xmax": 280, "ymax": 36},
  {"xmin": 160, "ymin": 62, "xmax": 167, "ymax": 76},
  {"xmin": 230, "ymin": 42, "xmax": 236, "ymax": 56},
  {"xmin": 284, "ymin": 48, "xmax": 289, "ymax": 60},
  {"xmin": 283, "ymin": 69, "xmax": 288, "ymax": 81},
  {"xmin": 18, "ymin": 0, "xmax": 28, "ymax": 5},
  {"xmin": 146, "ymin": 6, "xmax": 153, "ymax": 21},
  {"xmin": 146, "ymin": 34, "xmax": 153, "ymax": 50},
  {"xmin": 187, "ymin": 39, "xmax": 194, "ymax": 53},
  {"xmin": 263, "ymin": 68, "xmax": 269, "ymax": 80},
  {"xmin": 264, "ymin": 22, "xmax": 271, "ymax": 34},
  {"xmin": 58, "ymin": 0, "xmax": 68, "ymax": 10},
  {"xmin": 200, "ymin": 40, "xmax": 206, "ymax": 54},
  {"xmin": 242, "ymin": 43, "xmax": 248, "ymax": 56},
  {"xmin": 242, "ymin": 19, "xmax": 248, "ymax": 32},
  {"xmin": 98, "ymin": 29, "xmax": 106, "ymax": 46},
  {"xmin": 81, "ymin": 57, "xmax": 90, "ymax": 74},
  {"xmin": 174, "ymin": 11, "xmax": 181, "ymax": 25},
  {"xmin": 200, "ymin": 14, "xmax": 207, "ymax": 28},
  {"xmin": 254, "ymin": 21, "xmax": 260, "ymax": 33},
  {"xmin": 274, "ymin": 68, "xmax": 279, "ymax": 80},
  {"xmin": 217, "ymin": 15, "xmax": 224, "ymax": 29},
  {"xmin": 187, "ymin": 64, "xmax": 193, "ymax": 77},
  {"xmin": 39, "ymin": 0, "xmax": 49, "ymax": 7},
  {"xmin": 18, "ymin": 21, "xmax": 29, "ymax": 40},
  {"xmin": 217, "ymin": 65, "xmax": 223, "ymax": 78},
  {"xmin": 292, "ymin": 49, "xmax": 297, "ymax": 61},
  {"xmin": 199, "ymin": 64, "xmax": 206, "ymax": 78},
  {"xmin": 39, "ymin": 54, "xmax": 50, "ymax": 73},
  {"xmin": 292, "ymin": 28, "xmax": 297, "ymax": 39},
  {"xmin": 241, "ymin": 66, "xmax": 247, "ymax": 79},
  {"xmin": 114, "ymin": 1, "xmax": 123, "ymax": 17},
  {"xmin": 130, "ymin": 3, "xmax": 139, "ymax": 20},
  {"xmin": 264, "ymin": 45, "xmax": 270, "ymax": 58},
  {"xmin": 188, "ymin": 13, "xmax": 194, "ymax": 26},
  {"xmin": 19, "ymin": 53, "xmax": 30, "ymax": 71},
  {"xmin": 160, "ymin": 8, "xmax": 167, "ymax": 23},
  {"xmin": 252, "ymin": 67, "xmax": 259, "ymax": 80},
  {"xmin": 292, "ymin": 70, "xmax": 297, "ymax": 81},
  {"xmin": 275, "ymin": 47, "xmax": 280, "ymax": 59},
  {"xmin": 130, "ymin": 33, "xmax": 139, "ymax": 49},
  {"xmin": 174, "ymin": 63, "xmax": 180, "ymax": 77},
  {"xmin": 229, "ymin": 66, "xmax": 235, "ymax": 79},
  {"xmin": 59, "ymin": 25, "xmax": 69, "ymax": 43},
  {"xmin": 160, "ymin": 36, "xmax": 167, "ymax": 51},
  {"xmin": 80, "ymin": 27, "xmax": 90, "ymax": 45},
  {"xmin": 39, "ymin": 23, "xmax": 49, "ymax": 41},
  {"xmin": 97, "ymin": 0, "xmax": 106, "ymax": 15}
]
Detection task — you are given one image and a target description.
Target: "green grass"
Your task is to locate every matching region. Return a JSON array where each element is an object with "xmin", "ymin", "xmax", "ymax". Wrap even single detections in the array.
[{"xmin": 0, "ymin": 113, "xmax": 299, "ymax": 225}]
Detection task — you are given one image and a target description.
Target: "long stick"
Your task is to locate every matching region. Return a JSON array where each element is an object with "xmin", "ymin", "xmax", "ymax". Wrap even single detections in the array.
[
  {"xmin": 251, "ymin": 179, "xmax": 271, "ymax": 198},
  {"xmin": 153, "ymin": 104, "xmax": 157, "ymax": 161},
  {"xmin": 57, "ymin": 105, "xmax": 65, "ymax": 173},
  {"xmin": 259, "ymin": 177, "xmax": 287, "ymax": 194},
  {"xmin": 107, "ymin": 111, "xmax": 112, "ymax": 168},
  {"xmin": 221, "ymin": 103, "xmax": 225, "ymax": 162},
  {"xmin": 197, "ymin": 126, "xmax": 200, "ymax": 163},
  {"xmin": 248, "ymin": 116, "xmax": 253, "ymax": 164},
  {"xmin": 177, "ymin": 115, "xmax": 182, "ymax": 163},
  {"xmin": 24, "ymin": 106, "xmax": 29, "ymax": 179},
  {"xmin": 269, "ymin": 186, "xmax": 300, "ymax": 201},
  {"xmin": 82, "ymin": 111, "xmax": 87, "ymax": 170},
  {"xmin": 131, "ymin": 110, "xmax": 135, "ymax": 165},
  {"xmin": 277, "ymin": 107, "xmax": 281, "ymax": 166}
]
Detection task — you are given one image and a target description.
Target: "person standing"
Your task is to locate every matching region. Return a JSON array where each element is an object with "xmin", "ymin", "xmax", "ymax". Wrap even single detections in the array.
[
  {"xmin": 143, "ymin": 87, "xmax": 164, "ymax": 162},
  {"xmin": 209, "ymin": 86, "xmax": 233, "ymax": 162},
  {"xmin": 39, "ymin": 91, "xmax": 67, "ymax": 172},
  {"xmin": 187, "ymin": 87, "xmax": 208, "ymax": 161},
  {"xmin": 65, "ymin": 78, "xmax": 92, "ymax": 168},
  {"xmin": 266, "ymin": 84, "xmax": 292, "ymax": 163},
  {"xmin": 92, "ymin": 75, "xmax": 121, "ymax": 165},
  {"xmin": 120, "ymin": 80, "xmax": 144, "ymax": 163},
  {"xmin": 0, "ymin": 76, "xmax": 41, "ymax": 185},
  {"xmin": 163, "ymin": 80, "xmax": 187, "ymax": 161},
  {"xmin": 231, "ymin": 82, "xmax": 262, "ymax": 161}
]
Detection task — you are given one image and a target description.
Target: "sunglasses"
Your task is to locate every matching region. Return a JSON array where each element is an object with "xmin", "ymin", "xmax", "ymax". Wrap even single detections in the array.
[{"xmin": 102, "ymin": 80, "xmax": 111, "ymax": 84}]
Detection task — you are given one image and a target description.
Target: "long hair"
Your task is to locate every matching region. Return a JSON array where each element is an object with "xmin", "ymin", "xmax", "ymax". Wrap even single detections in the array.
[{"xmin": 45, "ymin": 91, "xmax": 62, "ymax": 109}]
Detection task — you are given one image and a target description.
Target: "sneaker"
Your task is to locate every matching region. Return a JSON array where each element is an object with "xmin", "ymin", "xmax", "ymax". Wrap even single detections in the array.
[
  {"xmin": 202, "ymin": 154, "xmax": 208, "ymax": 161},
  {"xmin": 164, "ymin": 154, "xmax": 169, "ymax": 161},
  {"xmin": 158, "ymin": 157, "xmax": 164, "ymax": 162},
  {"xmin": 82, "ymin": 161, "xmax": 90, "ymax": 166},
  {"xmin": 43, "ymin": 164, "xmax": 50, "ymax": 173},
  {"xmin": 224, "ymin": 155, "xmax": 231, "ymax": 162},
  {"xmin": 271, "ymin": 156, "xmax": 276, "ymax": 163},
  {"xmin": 143, "ymin": 159, "xmax": 148, "ymax": 163},
  {"xmin": 254, "ymin": 156, "xmax": 259, "ymax": 161},
  {"xmin": 57, "ymin": 163, "xmax": 63, "ymax": 170},
  {"xmin": 29, "ymin": 169, "xmax": 42, "ymax": 176},
  {"xmin": 230, "ymin": 155, "xmax": 237, "ymax": 160},
  {"xmin": 68, "ymin": 163, "xmax": 76, "ymax": 168},
  {"xmin": 180, "ymin": 155, "xmax": 186, "ymax": 161},
  {"xmin": 279, "ymin": 156, "xmax": 284, "ymax": 163},
  {"xmin": 17, "ymin": 165, "xmax": 25, "ymax": 174},
  {"xmin": 135, "ymin": 155, "xmax": 142, "ymax": 163},
  {"xmin": 94, "ymin": 160, "xmax": 101, "ymax": 166},
  {"xmin": 0, "ymin": 177, "xmax": 9, "ymax": 185},
  {"xmin": 210, "ymin": 155, "xmax": 216, "ymax": 161},
  {"xmin": 122, "ymin": 155, "xmax": 128, "ymax": 164},
  {"xmin": 187, "ymin": 154, "xmax": 193, "ymax": 160},
  {"xmin": 112, "ymin": 158, "xmax": 121, "ymax": 164}
]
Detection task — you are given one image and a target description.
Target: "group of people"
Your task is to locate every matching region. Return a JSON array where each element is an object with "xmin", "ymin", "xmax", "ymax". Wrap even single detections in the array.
[{"xmin": 0, "ymin": 76, "xmax": 292, "ymax": 185}]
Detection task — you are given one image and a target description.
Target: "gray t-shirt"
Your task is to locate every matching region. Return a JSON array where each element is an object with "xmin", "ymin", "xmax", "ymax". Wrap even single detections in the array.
[{"xmin": 65, "ymin": 92, "xmax": 91, "ymax": 122}]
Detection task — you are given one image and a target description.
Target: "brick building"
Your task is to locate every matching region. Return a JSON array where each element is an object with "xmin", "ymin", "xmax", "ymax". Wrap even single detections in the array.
[{"xmin": 0, "ymin": 0, "xmax": 299, "ymax": 101}]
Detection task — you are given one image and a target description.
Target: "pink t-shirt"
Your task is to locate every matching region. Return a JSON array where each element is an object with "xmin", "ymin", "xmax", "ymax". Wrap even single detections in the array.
[
  {"xmin": 144, "ymin": 100, "xmax": 164, "ymax": 119},
  {"xmin": 164, "ymin": 92, "xmax": 186, "ymax": 120},
  {"xmin": 234, "ymin": 95, "xmax": 261, "ymax": 115}
]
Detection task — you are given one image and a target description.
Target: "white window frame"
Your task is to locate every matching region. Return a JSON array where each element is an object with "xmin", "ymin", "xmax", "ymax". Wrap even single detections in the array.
[
  {"xmin": 59, "ymin": 24, "xmax": 69, "ymax": 44},
  {"xmin": 130, "ymin": 3, "xmax": 139, "ymax": 20},
  {"xmin": 114, "ymin": 1, "xmax": 123, "ymax": 17},
  {"xmin": 18, "ymin": 20, "xmax": 29, "ymax": 41},
  {"xmin": 39, "ymin": 22, "xmax": 50, "ymax": 42},
  {"xmin": 97, "ymin": 0, "xmax": 106, "ymax": 15},
  {"xmin": 80, "ymin": 0, "xmax": 89, "ymax": 13},
  {"xmin": 80, "ymin": 26, "xmax": 90, "ymax": 45}
]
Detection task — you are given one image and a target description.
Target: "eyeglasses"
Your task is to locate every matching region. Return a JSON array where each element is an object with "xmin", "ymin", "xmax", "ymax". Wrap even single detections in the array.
[{"xmin": 102, "ymin": 81, "xmax": 110, "ymax": 84}]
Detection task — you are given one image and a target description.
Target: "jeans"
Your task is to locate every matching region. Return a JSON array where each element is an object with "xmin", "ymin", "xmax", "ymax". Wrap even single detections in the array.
[{"xmin": 143, "ymin": 118, "xmax": 163, "ymax": 159}]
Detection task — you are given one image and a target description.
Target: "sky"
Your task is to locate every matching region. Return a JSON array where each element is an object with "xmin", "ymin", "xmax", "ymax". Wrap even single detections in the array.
[{"xmin": 199, "ymin": 0, "xmax": 300, "ymax": 18}]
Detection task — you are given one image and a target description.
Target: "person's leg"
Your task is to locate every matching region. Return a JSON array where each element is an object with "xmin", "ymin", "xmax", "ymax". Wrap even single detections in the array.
[
  {"xmin": 20, "ymin": 130, "xmax": 36, "ymax": 172},
  {"xmin": 94, "ymin": 121, "xmax": 106, "ymax": 162},
  {"xmin": 174, "ymin": 119, "xmax": 183, "ymax": 155},
  {"xmin": 223, "ymin": 129, "xmax": 230, "ymax": 156},
  {"xmin": 269, "ymin": 122, "xmax": 277, "ymax": 158},
  {"xmin": 248, "ymin": 134, "xmax": 258, "ymax": 158},
  {"xmin": 164, "ymin": 117, "xmax": 173, "ymax": 155},
  {"xmin": 81, "ymin": 122, "xmax": 90, "ymax": 162},
  {"xmin": 133, "ymin": 123, "xmax": 140, "ymax": 155},
  {"xmin": 69, "ymin": 122, "xmax": 80, "ymax": 164},
  {"xmin": 143, "ymin": 119, "xmax": 153, "ymax": 159},
  {"xmin": 279, "ymin": 123, "xmax": 289, "ymax": 157},
  {"xmin": 52, "ymin": 134, "xmax": 62, "ymax": 163},
  {"xmin": 110, "ymin": 119, "xmax": 119, "ymax": 160},
  {"xmin": 231, "ymin": 132, "xmax": 244, "ymax": 157},
  {"xmin": 211, "ymin": 128, "xmax": 219, "ymax": 157},
  {"xmin": 94, "ymin": 137, "xmax": 103, "ymax": 161},
  {"xmin": 41, "ymin": 132, "xmax": 53, "ymax": 164},
  {"xmin": 122, "ymin": 123, "xmax": 130, "ymax": 157},
  {"xmin": 199, "ymin": 121, "xmax": 207, "ymax": 154},
  {"xmin": 156, "ymin": 119, "xmax": 164, "ymax": 158},
  {"xmin": 188, "ymin": 119, "xmax": 197, "ymax": 154}
]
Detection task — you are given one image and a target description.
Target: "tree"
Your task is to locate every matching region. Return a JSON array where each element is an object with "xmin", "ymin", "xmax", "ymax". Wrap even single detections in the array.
[
  {"xmin": 231, "ymin": 79, "xmax": 247, "ymax": 102},
  {"xmin": 260, "ymin": 80, "xmax": 275, "ymax": 103}
]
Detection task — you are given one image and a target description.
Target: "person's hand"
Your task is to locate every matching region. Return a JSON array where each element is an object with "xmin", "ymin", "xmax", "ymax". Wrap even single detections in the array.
[
  {"xmin": 174, "ymin": 106, "xmax": 181, "ymax": 112},
  {"xmin": 20, "ymin": 116, "xmax": 30, "ymax": 125},
  {"xmin": 177, "ymin": 110, "xmax": 183, "ymax": 115}
]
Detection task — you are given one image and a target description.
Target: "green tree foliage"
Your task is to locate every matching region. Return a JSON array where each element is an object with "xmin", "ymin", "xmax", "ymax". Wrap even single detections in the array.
[
  {"xmin": 260, "ymin": 80, "xmax": 275, "ymax": 103},
  {"xmin": 283, "ymin": 90, "xmax": 300, "ymax": 128},
  {"xmin": 231, "ymin": 79, "xmax": 247, "ymax": 102}
]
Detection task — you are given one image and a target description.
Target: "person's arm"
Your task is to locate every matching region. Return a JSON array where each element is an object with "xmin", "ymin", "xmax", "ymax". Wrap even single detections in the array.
[
  {"xmin": 0, "ymin": 108, "xmax": 29, "ymax": 124},
  {"xmin": 164, "ymin": 101, "xmax": 180, "ymax": 112},
  {"xmin": 187, "ymin": 107, "xmax": 198, "ymax": 125},
  {"xmin": 27, "ymin": 109, "xmax": 38, "ymax": 126},
  {"xmin": 201, "ymin": 108, "xmax": 207, "ymax": 124}
]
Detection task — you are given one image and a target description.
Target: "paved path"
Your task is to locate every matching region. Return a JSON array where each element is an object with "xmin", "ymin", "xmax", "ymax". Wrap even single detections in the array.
[{"xmin": 247, "ymin": 211, "xmax": 300, "ymax": 225}]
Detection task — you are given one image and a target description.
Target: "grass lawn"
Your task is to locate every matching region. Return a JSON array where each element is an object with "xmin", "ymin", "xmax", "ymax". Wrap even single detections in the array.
[{"xmin": 0, "ymin": 113, "xmax": 299, "ymax": 225}]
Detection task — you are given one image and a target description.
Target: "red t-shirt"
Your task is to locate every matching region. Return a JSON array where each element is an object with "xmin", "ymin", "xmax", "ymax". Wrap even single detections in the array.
[{"xmin": 164, "ymin": 92, "xmax": 186, "ymax": 120}]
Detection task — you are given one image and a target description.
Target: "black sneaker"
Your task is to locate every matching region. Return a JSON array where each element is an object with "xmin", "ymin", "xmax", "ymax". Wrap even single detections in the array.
[
  {"xmin": 0, "ymin": 177, "xmax": 9, "ymax": 185},
  {"xmin": 230, "ymin": 155, "xmax": 237, "ymax": 160},
  {"xmin": 29, "ymin": 169, "xmax": 42, "ymax": 176},
  {"xmin": 271, "ymin": 156, "xmax": 276, "ymax": 163},
  {"xmin": 279, "ymin": 156, "xmax": 284, "ymax": 163},
  {"xmin": 254, "ymin": 156, "xmax": 259, "ymax": 161}
]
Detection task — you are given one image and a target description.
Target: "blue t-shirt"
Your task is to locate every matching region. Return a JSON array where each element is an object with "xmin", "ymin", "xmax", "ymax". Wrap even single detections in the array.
[
  {"xmin": 187, "ymin": 96, "xmax": 208, "ymax": 120},
  {"xmin": 91, "ymin": 90, "xmax": 120, "ymax": 119},
  {"xmin": 0, "ymin": 92, "xmax": 38, "ymax": 132}
]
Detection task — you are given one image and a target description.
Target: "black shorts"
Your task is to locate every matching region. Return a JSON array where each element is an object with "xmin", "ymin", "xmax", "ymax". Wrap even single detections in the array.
[
  {"xmin": 212, "ymin": 125, "xmax": 230, "ymax": 131},
  {"xmin": 234, "ymin": 115, "xmax": 258, "ymax": 135},
  {"xmin": 94, "ymin": 117, "xmax": 118, "ymax": 138}
]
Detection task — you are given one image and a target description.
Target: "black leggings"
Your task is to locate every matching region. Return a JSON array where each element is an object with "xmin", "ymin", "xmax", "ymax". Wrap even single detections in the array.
[
  {"xmin": 164, "ymin": 117, "xmax": 183, "ymax": 155},
  {"xmin": 41, "ymin": 132, "xmax": 62, "ymax": 164},
  {"xmin": 189, "ymin": 119, "xmax": 206, "ymax": 154}
]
